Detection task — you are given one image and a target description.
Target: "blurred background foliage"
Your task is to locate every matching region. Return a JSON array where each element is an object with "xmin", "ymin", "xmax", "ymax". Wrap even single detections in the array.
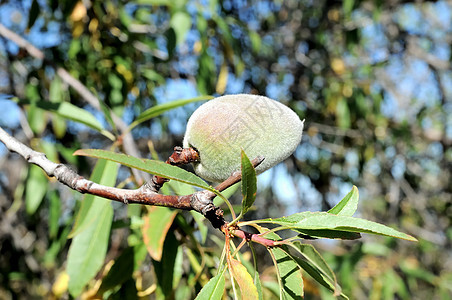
[{"xmin": 0, "ymin": 0, "xmax": 451, "ymax": 299}]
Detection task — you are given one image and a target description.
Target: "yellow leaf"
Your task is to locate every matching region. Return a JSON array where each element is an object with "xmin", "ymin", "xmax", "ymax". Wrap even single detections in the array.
[
  {"xmin": 229, "ymin": 258, "xmax": 258, "ymax": 300},
  {"xmin": 331, "ymin": 58, "xmax": 346, "ymax": 75},
  {"xmin": 52, "ymin": 272, "xmax": 69, "ymax": 297},
  {"xmin": 193, "ymin": 40, "xmax": 202, "ymax": 54},
  {"xmin": 215, "ymin": 63, "xmax": 228, "ymax": 95},
  {"xmin": 70, "ymin": 2, "xmax": 86, "ymax": 22}
]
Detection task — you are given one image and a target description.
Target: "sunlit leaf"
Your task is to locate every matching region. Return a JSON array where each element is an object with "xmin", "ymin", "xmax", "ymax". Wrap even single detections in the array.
[
  {"xmin": 296, "ymin": 229, "xmax": 361, "ymax": 240},
  {"xmin": 142, "ymin": 206, "xmax": 177, "ymax": 261},
  {"xmin": 229, "ymin": 258, "xmax": 259, "ymax": 300},
  {"xmin": 69, "ymin": 159, "xmax": 117, "ymax": 237},
  {"xmin": 74, "ymin": 149, "xmax": 213, "ymax": 191},
  {"xmin": 16, "ymin": 99, "xmax": 112, "ymax": 139},
  {"xmin": 194, "ymin": 273, "xmax": 225, "ymax": 300},
  {"xmin": 254, "ymin": 226, "xmax": 303, "ymax": 299},
  {"xmin": 129, "ymin": 95, "xmax": 213, "ymax": 131},
  {"xmin": 240, "ymin": 149, "xmax": 257, "ymax": 217},
  {"xmin": 66, "ymin": 160, "xmax": 118, "ymax": 297},
  {"xmin": 256, "ymin": 211, "xmax": 417, "ymax": 241},
  {"xmin": 328, "ymin": 185, "xmax": 359, "ymax": 216},
  {"xmin": 272, "ymin": 247, "xmax": 304, "ymax": 299},
  {"xmin": 170, "ymin": 11, "xmax": 192, "ymax": 45},
  {"xmin": 25, "ymin": 165, "xmax": 47, "ymax": 215},
  {"xmin": 215, "ymin": 63, "xmax": 228, "ymax": 94}
]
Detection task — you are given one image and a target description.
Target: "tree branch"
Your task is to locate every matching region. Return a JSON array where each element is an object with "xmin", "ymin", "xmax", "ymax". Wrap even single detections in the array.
[{"xmin": 0, "ymin": 126, "xmax": 277, "ymax": 248}]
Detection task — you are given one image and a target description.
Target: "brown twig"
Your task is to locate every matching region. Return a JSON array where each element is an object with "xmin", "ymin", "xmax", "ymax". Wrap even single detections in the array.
[
  {"xmin": 151, "ymin": 146, "xmax": 200, "ymax": 188},
  {"xmin": 229, "ymin": 226, "xmax": 278, "ymax": 247}
]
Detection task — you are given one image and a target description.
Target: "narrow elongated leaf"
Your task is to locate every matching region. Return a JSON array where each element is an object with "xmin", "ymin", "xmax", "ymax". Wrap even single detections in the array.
[
  {"xmin": 194, "ymin": 273, "xmax": 225, "ymax": 300},
  {"xmin": 240, "ymin": 149, "xmax": 257, "ymax": 216},
  {"xmin": 129, "ymin": 96, "xmax": 213, "ymax": 131},
  {"xmin": 296, "ymin": 229, "xmax": 361, "ymax": 240},
  {"xmin": 69, "ymin": 159, "xmax": 116, "ymax": 237},
  {"xmin": 328, "ymin": 185, "xmax": 359, "ymax": 216},
  {"xmin": 289, "ymin": 242, "xmax": 336, "ymax": 286},
  {"xmin": 98, "ymin": 247, "xmax": 135, "ymax": 294},
  {"xmin": 67, "ymin": 160, "xmax": 118, "ymax": 297},
  {"xmin": 27, "ymin": 0, "xmax": 40, "ymax": 30},
  {"xmin": 256, "ymin": 211, "xmax": 417, "ymax": 241},
  {"xmin": 142, "ymin": 206, "xmax": 177, "ymax": 261},
  {"xmin": 67, "ymin": 204, "xmax": 113, "ymax": 297},
  {"xmin": 249, "ymin": 243, "xmax": 263, "ymax": 300},
  {"xmin": 74, "ymin": 149, "xmax": 212, "ymax": 191},
  {"xmin": 153, "ymin": 231, "xmax": 179, "ymax": 298},
  {"xmin": 254, "ymin": 226, "xmax": 303, "ymax": 299},
  {"xmin": 49, "ymin": 76, "xmax": 67, "ymax": 138},
  {"xmin": 272, "ymin": 247, "xmax": 304, "ymax": 299},
  {"xmin": 16, "ymin": 99, "xmax": 111, "ymax": 139},
  {"xmin": 48, "ymin": 191, "xmax": 61, "ymax": 239},
  {"xmin": 229, "ymin": 258, "xmax": 259, "ymax": 300},
  {"xmin": 283, "ymin": 242, "xmax": 347, "ymax": 298},
  {"xmin": 25, "ymin": 165, "xmax": 47, "ymax": 215},
  {"xmin": 170, "ymin": 11, "xmax": 192, "ymax": 45}
]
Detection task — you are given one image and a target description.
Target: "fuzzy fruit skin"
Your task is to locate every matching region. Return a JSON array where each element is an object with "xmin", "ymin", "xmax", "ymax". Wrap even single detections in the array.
[{"xmin": 183, "ymin": 94, "xmax": 304, "ymax": 182}]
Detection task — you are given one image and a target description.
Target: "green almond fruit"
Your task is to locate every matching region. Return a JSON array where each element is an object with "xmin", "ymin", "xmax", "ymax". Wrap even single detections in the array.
[{"xmin": 183, "ymin": 94, "xmax": 304, "ymax": 182}]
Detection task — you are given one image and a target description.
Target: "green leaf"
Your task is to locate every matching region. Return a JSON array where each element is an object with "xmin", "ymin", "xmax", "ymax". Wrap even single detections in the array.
[
  {"xmin": 336, "ymin": 98, "xmax": 351, "ymax": 129},
  {"xmin": 170, "ymin": 11, "xmax": 192, "ymax": 45},
  {"xmin": 194, "ymin": 273, "xmax": 225, "ymax": 300},
  {"xmin": 284, "ymin": 242, "xmax": 346, "ymax": 298},
  {"xmin": 48, "ymin": 77, "xmax": 68, "ymax": 138},
  {"xmin": 109, "ymin": 278, "xmax": 139, "ymax": 300},
  {"xmin": 27, "ymin": 0, "xmax": 40, "ymax": 30},
  {"xmin": 98, "ymin": 247, "xmax": 135, "ymax": 294},
  {"xmin": 69, "ymin": 159, "xmax": 117, "ymax": 237},
  {"xmin": 249, "ymin": 243, "xmax": 263, "ymax": 300},
  {"xmin": 142, "ymin": 206, "xmax": 177, "ymax": 261},
  {"xmin": 240, "ymin": 149, "xmax": 257, "ymax": 217},
  {"xmin": 129, "ymin": 96, "xmax": 213, "ymax": 131},
  {"xmin": 289, "ymin": 242, "xmax": 336, "ymax": 286},
  {"xmin": 67, "ymin": 204, "xmax": 113, "ymax": 297},
  {"xmin": 229, "ymin": 258, "xmax": 259, "ymax": 300},
  {"xmin": 256, "ymin": 211, "xmax": 417, "ymax": 241},
  {"xmin": 153, "ymin": 231, "xmax": 179, "ymax": 298},
  {"xmin": 67, "ymin": 160, "xmax": 118, "ymax": 297},
  {"xmin": 48, "ymin": 191, "xmax": 61, "ymax": 239},
  {"xmin": 248, "ymin": 30, "xmax": 262, "ymax": 54},
  {"xmin": 25, "ymin": 165, "xmax": 47, "ymax": 215},
  {"xmin": 272, "ymin": 247, "xmax": 304, "ymax": 299},
  {"xmin": 17, "ymin": 98, "xmax": 112, "ymax": 139},
  {"xmin": 141, "ymin": 69, "xmax": 165, "ymax": 84},
  {"xmin": 296, "ymin": 229, "xmax": 361, "ymax": 240},
  {"xmin": 254, "ymin": 226, "xmax": 303, "ymax": 299},
  {"xmin": 74, "ymin": 149, "xmax": 212, "ymax": 191},
  {"xmin": 328, "ymin": 185, "xmax": 359, "ymax": 216}
]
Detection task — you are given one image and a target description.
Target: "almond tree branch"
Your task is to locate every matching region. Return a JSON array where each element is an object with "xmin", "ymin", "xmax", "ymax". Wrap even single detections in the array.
[
  {"xmin": 0, "ymin": 23, "xmax": 147, "ymax": 183},
  {"xmin": 0, "ymin": 126, "xmax": 277, "ymax": 248}
]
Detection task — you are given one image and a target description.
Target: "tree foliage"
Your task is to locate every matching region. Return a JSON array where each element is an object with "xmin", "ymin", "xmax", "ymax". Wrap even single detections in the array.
[{"xmin": 0, "ymin": 0, "xmax": 451, "ymax": 299}]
